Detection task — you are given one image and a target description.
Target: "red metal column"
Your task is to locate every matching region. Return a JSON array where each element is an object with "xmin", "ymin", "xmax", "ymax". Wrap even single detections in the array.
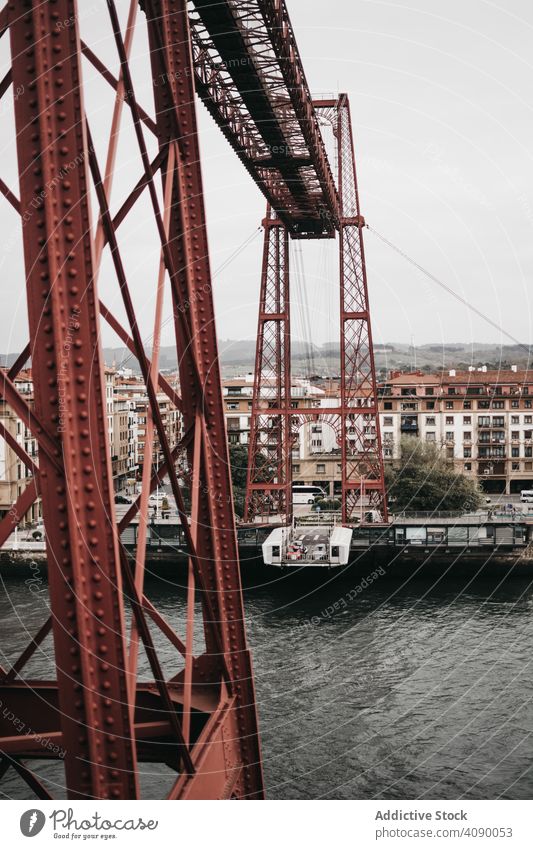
[
  {"xmin": 337, "ymin": 95, "xmax": 388, "ymax": 523},
  {"xmin": 142, "ymin": 0, "xmax": 264, "ymax": 799},
  {"xmin": 245, "ymin": 209, "xmax": 292, "ymax": 525},
  {"xmin": 9, "ymin": 1, "xmax": 137, "ymax": 798}
]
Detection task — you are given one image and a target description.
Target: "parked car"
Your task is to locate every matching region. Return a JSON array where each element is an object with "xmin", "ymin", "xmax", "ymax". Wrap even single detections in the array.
[
  {"xmin": 114, "ymin": 494, "xmax": 131, "ymax": 505},
  {"xmin": 286, "ymin": 545, "xmax": 303, "ymax": 561}
]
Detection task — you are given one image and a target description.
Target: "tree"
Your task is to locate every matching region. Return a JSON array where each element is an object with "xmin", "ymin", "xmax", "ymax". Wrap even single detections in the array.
[
  {"xmin": 228, "ymin": 443, "xmax": 249, "ymax": 518},
  {"xmin": 228, "ymin": 443, "xmax": 274, "ymax": 518},
  {"xmin": 385, "ymin": 437, "xmax": 483, "ymax": 513}
]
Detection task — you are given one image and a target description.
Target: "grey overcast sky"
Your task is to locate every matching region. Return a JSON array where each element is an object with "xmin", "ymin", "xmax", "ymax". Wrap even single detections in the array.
[
  {"xmin": 1, "ymin": 0, "xmax": 533, "ymax": 354},
  {"xmin": 202, "ymin": 0, "xmax": 533, "ymax": 350}
]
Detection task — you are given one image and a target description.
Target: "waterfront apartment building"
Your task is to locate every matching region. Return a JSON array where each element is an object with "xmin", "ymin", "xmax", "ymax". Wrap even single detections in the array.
[
  {"xmin": 223, "ymin": 367, "xmax": 533, "ymax": 496},
  {"xmin": 0, "ymin": 367, "xmax": 182, "ymax": 523},
  {"xmin": 379, "ymin": 367, "xmax": 533, "ymax": 494},
  {"xmin": 0, "ymin": 371, "xmax": 41, "ymax": 525}
]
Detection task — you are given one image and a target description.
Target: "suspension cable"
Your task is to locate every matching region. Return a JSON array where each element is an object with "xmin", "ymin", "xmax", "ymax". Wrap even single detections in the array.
[
  {"xmin": 366, "ymin": 224, "xmax": 531, "ymax": 357},
  {"xmin": 117, "ymin": 226, "xmax": 263, "ymax": 368}
]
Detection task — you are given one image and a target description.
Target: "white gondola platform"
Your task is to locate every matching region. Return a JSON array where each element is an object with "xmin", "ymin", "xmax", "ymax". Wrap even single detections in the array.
[{"xmin": 262, "ymin": 519, "xmax": 353, "ymax": 568}]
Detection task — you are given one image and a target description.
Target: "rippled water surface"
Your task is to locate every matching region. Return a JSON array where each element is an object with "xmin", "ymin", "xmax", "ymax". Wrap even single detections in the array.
[{"xmin": 1, "ymin": 561, "xmax": 532, "ymax": 799}]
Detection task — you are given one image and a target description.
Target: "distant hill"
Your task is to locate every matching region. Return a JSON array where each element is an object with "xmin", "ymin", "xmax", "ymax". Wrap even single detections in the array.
[{"xmin": 4, "ymin": 341, "xmax": 532, "ymax": 379}]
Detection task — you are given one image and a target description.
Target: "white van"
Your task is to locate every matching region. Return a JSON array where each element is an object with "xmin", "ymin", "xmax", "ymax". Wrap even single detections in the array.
[
  {"xmin": 292, "ymin": 485, "xmax": 327, "ymax": 505},
  {"xmin": 520, "ymin": 490, "xmax": 533, "ymax": 503}
]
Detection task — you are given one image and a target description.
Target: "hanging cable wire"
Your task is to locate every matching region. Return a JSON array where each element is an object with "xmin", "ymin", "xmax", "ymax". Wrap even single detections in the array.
[
  {"xmin": 117, "ymin": 225, "xmax": 263, "ymax": 368},
  {"xmin": 366, "ymin": 225, "xmax": 532, "ymax": 357},
  {"xmin": 290, "ymin": 241, "xmax": 306, "ymax": 374},
  {"xmin": 294, "ymin": 243, "xmax": 315, "ymax": 375}
]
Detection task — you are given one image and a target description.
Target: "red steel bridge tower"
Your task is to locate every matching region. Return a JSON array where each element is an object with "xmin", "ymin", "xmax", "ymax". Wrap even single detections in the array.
[
  {"xmin": 245, "ymin": 96, "xmax": 388, "ymax": 526},
  {"xmin": 0, "ymin": 0, "xmax": 385, "ymax": 800}
]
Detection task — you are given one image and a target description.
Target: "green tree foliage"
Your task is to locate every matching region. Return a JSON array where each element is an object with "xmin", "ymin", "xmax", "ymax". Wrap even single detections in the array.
[
  {"xmin": 228, "ymin": 443, "xmax": 274, "ymax": 518},
  {"xmin": 385, "ymin": 437, "xmax": 483, "ymax": 513},
  {"xmin": 228, "ymin": 443, "xmax": 249, "ymax": 517}
]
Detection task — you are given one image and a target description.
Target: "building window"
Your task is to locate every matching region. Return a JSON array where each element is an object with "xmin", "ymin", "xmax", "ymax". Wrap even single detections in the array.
[
  {"xmin": 492, "ymin": 400, "xmax": 504, "ymax": 409},
  {"xmin": 426, "ymin": 401, "xmax": 435, "ymax": 410},
  {"xmin": 511, "ymin": 400, "xmax": 519, "ymax": 408},
  {"xmin": 383, "ymin": 416, "xmax": 393, "ymax": 426},
  {"xmin": 463, "ymin": 416, "xmax": 471, "ymax": 424},
  {"xmin": 316, "ymin": 463, "xmax": 326, "ymax": 474},
  {"xmin": 525, "ymin": 416, "xmax": 533, "ymax": 424},
  {"xmin": 463, "ymin": 447, "xmax": 471, "ymax": 458},
  {"xmin": 526, "ymin": 447, "xmax": 533, "ymax": 458},
  {"xmin": 464, "ymin": 431, "xmax": 472, "ymax": 441},
  {"xmin": 446, "ymin": 431, "xmax": 454, "ymax": 441},
  {"xmin": 448, "ymin": 387, "xmax": 456, "ymax": 395},
  {"xmin": 512, "ymin": 431, "xmax": 520, "ymax": 440},
  {"xmin": 426, "ymin": 432, "xmax": 436, "ymax": 441},
  {"xmin": 425, "ymin": 416, "xmax": 436, "ymax": 426},
  {"xmin": 384, "ymin": 402, "xmax": 392, "ymax": 410},
  {"xmin": 446, "ymin": 416, "xmax": 454, "ymax": 425},
  {"xmin": 512, "ymin": 462, "xmax": 520, "ymax": 471},
  {"xmin": 464, "ymin": 462, "xmax": 472, "ymax": 471},
  {"xmin": 512, "ymin": 447, "xmax": 519, "ymax": 458},
  {"xmin": 384, "ymin": 447, "xmax": 393, "ymax": 458},
  {"xmin": 464, "ymin": 400, "xmax": 472, "ymax": 409},
  {"xmin": 511, "ymin": 416, "xmax": 519, "ymax": 424},
  {"xmin": 292, "ymin": 464, "xmax": 300, "ymax": 474},
  {"xmin": 445, "ymin": 401, "xmax": 454, "ymax": 409},
  {"xmin": 426, "ymin": 387, "xmax": 434, "ymax": 395}
]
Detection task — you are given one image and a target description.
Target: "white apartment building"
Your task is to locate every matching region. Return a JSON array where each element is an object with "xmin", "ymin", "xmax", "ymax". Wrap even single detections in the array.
[{"xmin": 223, "ymin": 368, "xmax": 533, "ymax": 496}]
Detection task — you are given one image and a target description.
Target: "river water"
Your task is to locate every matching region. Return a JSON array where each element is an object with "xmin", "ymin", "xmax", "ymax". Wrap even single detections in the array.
[{"xmin": 1, "ymin": 559, "xmax": 532, "ymax": 800}]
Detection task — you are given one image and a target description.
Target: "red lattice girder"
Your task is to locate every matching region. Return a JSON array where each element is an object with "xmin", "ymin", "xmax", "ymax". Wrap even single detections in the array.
[
  {"xmin": 0, "ymin": 0, "xmax": 264, "ymax": 801},
  {"xmin": 245, "ymin": 210, "xmax": 292, "ymax": 523}
]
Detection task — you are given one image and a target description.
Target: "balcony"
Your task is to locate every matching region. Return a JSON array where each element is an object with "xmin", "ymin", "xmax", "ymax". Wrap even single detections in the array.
[
  {"xmin": 478, "ymin": 449, "xmax": 506, "ymax": 460},
  {"xmin": 478, "ymin": 462, "xmax": 506, "ymax": 476},
  {"xmin": 400, "ymin": 416, "xmax": 418, "ymax": 433}
]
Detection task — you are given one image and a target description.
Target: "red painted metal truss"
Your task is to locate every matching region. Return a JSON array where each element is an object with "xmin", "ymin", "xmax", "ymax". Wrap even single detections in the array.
[
  {"xmin": 189, "ymin": 0, "xmax": 339, "ymax": 238},
  {"xmin": 0, "ymin": 0, "xmax": 263, "ymax": 800},
  {"xmin": 245, "ymin": 96, "xmax": 388, "ymax": 526}
]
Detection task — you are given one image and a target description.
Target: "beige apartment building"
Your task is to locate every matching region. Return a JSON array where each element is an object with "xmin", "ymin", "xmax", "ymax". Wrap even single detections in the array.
[
  {"xmin": 223, "ymin": 367, "xmax": 533, "ymax": 496},
  {"xmin": 0, "ymin": 366, "xmax": 183, "ymax": 524},
  {"xmin": 135, "ymin": 394, "xmax": 181, "ymax": 476},
  {"xmin": 0, "ymin": 371, "xmax": 41, "ymax": 525},
  {"xmin": 379, "ymin": 367, "xmax": 533, "ymax": 494}
]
